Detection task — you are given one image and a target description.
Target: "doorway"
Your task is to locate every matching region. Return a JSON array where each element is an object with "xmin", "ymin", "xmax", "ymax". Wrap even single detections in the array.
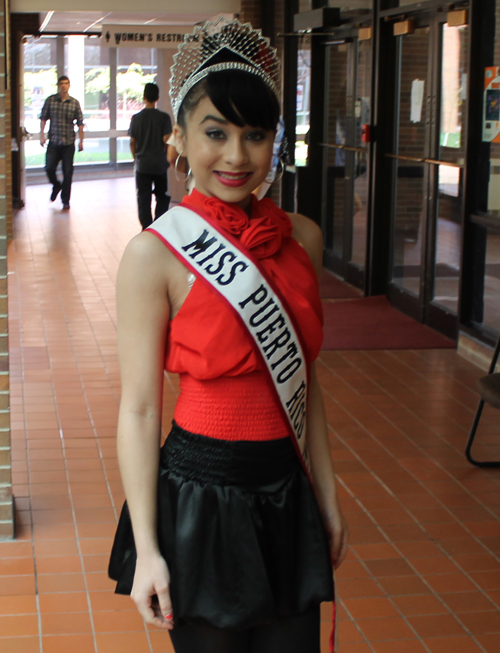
[
  {"xmin": 321, "ymin": 31, "xmax": 372, "ymax": 290},
  {"xmin": 386, "ymin": 10, "xmax": 469, "ymax": 339}
]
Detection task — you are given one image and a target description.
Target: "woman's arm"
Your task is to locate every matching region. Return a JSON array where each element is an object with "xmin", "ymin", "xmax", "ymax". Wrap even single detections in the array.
[
  {"xmin": 288, "ymin": 212, "xmax": 349, "ymax": 569},
  {"xmin": 307, "ymin": 363, "xmax": 348, "ymax": 569},
  {"xmin": 115, "ymin": 233, "xmax": 174, "ymax": 629}
]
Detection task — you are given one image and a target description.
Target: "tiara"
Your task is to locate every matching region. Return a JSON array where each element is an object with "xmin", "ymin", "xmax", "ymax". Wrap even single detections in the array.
[{"xmin": 169, "ymin": 18, "xmax": 281, "ymax": 123}]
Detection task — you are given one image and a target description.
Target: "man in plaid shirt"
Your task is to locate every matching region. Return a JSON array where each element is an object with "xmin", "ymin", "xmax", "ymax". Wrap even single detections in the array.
[{"xmin": 40, "ymin": 76, "xmax": 84, "ymax": 210}]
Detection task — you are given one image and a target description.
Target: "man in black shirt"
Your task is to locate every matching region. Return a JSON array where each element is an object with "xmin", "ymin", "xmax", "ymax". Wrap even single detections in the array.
[
  {"xmin": 129, "ymin": 83, "xmax": 172, "ymax": 229},
  {"xmin": 40, "ymin": 76, "xmax": 84, "ymax": 210}
]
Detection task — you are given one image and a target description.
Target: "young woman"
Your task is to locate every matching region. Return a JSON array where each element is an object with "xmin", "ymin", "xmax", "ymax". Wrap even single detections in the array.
[{"xmin": 109, "ymin": 19, "xmax": 348, "ymax": 653}]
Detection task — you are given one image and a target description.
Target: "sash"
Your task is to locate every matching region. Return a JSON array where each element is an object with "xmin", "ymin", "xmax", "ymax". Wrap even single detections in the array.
[{"xmin": 148, "ymin": 205, "xmax": 311, "ymax": 472}]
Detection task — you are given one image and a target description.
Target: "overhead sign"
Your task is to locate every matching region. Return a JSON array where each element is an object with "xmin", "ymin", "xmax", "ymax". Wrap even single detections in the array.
[{"xmin": 102, "ymin": 25, "xmax": 195, "ymax": 48}]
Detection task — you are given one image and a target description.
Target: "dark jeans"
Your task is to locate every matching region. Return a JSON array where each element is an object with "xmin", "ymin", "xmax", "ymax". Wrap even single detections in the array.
[
  {"xmin": 45, "ymin": 142, "xmax": 75, "ymax": 204},
  {"xmin": 135, "ymin": 171, "xmax": 170, "ymax": 230}
]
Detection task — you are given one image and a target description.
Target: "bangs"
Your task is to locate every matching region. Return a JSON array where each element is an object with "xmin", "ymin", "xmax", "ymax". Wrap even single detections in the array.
[{"xmin": 205, "ymin": 69, "xmax": 280, "ymax": 132}]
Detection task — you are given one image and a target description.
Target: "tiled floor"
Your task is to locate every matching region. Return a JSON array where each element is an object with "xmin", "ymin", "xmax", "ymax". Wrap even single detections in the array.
[{"xmin": 2, "ymin": 178, "xmax": 500, "ymax": 652}]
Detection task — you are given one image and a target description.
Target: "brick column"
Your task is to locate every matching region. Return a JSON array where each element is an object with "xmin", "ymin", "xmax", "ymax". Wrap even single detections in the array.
[
  {"xmin": 240, "ymin": 0, "xmax": 261, "ymax": 27},
  {"xmin": 0, "ymin": 3, "xmax": 13, "ymax": 540}
]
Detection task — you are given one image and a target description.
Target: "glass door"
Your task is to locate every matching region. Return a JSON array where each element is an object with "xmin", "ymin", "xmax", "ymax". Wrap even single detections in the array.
[
  {"xmin": 387, "ymin": 11, "xmax": 468, "ymax": 338},
  {"xmin": 322, "ymin": 33, "xmax": 372, "ymax": 289}
]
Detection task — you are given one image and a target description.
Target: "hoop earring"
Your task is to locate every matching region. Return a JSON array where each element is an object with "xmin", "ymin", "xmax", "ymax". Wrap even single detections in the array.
[
  {"xmin": 273, "ymin": 157, "xmax": 285, "ymax": 183},
  {"xmin": 175, "ymin": 154, "xmax": 191, "ymax": 183}
]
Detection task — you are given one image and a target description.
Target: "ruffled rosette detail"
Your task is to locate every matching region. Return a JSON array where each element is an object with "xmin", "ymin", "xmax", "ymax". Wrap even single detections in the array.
[{"xmin": 182, "ymin": 189, "xmax": 293, "ymax": 259}]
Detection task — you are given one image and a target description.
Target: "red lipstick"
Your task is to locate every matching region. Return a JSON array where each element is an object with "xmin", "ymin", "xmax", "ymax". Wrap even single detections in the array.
[{"xmin": 215, "ymin": 171, "xmax": 252, "ymax": 187}]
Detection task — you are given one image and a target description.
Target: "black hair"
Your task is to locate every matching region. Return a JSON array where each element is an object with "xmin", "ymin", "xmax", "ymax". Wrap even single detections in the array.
[
  {"xmin": 58, "ymin": 75, "xmax": 69, "ymax": 84},
  {"xmin": 178, "ymin": 50, "xmax": 280, "ymax": 132},
  {"xmin": 144, "ymin": 83, "xmax": 160, "ymax": 103}
]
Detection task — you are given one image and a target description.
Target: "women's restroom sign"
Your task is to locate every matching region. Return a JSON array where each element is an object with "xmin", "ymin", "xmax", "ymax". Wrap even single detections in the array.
[{"xmin": 483, "ymin": 67, "xmax": 500, "ymax": 142}]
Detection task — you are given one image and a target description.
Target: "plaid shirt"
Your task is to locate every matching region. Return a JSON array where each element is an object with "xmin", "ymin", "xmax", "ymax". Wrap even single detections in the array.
[{"xmin": 40, "ymin": 94, "xmax": 84, "ymax": 145}]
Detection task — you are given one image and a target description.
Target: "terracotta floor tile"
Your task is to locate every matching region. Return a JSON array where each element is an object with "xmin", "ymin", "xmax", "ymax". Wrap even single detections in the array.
[
  {"xmin": 0, "ymin": 558, "xmax": 35, "ymax": 576},
  {"xmin": 365, "ymin": 559, "xmax": 415, "ymax": 577},
  {"xmin": 34, "ymin": 540, "xmax": 79, "ymax": 558},
  {"xmin": 41, "ymin": 612, "xmax": 92, "ymax": 635},
  {"xmin": 0, "ymin": 575, "xmax": 36, "ymax": 596},
  {"xmin": 392, "ymin": 594, "xmax": 449, "ymax": 616},
  {"xmin": 37, "ymin": 573, "xmax": 86, "ymax": 594},
  {"xmin": 424, "ymin": 573, "xmax": 478, "ymax": 594},
  {"xmin": 349, "ymin": 527, "xmax": 387, "ymax": 545},
  {"xmin": 457, "ymin": 610, "xmax": 500, "ymax": 634},
  {"xmin": 376, "ymin": 576, "xmax": 431, "ymax": 596},
  {"xmin": 410, "ymin": 557, "xmax": 459, "ymax": 575},
  {"xmin": 475, "ymin": 633, "xmax": 500, "ymax": 653},
  {"xmin": 439, "ymin": 538, "xmax": 489, "ymax": 557},
  {"xmin": 368, "ymin": 509, "xmax": 415, "ymax": 526},
  {"xmin": 89, "ymin": 591, "xmax": 133, "ymax": 612},
  {"xmin": 335, "ymin": 560, "xmax": 370, "ymax": 580},
  {"xmin": 148, "ymin": 630, "xmax": 176, "ymax": 652},
  {"xmin": 422, "ymin": 635, "xmax": 484, "ymax": 652},
  {"xmin": 338, "ymin": 578, "xmax": 384, "ymax": 599},
  {"xmin": 357, "ymin": 616, "xmax": 415, "ymax": 640},
  {"xmin": 77, "ymin": 523, "xmax": 117, "ymax": 539},
  {"xmin": 407, "ymin": 614, "xmax": 467, "ymax": 638},
  {"xmin": 0, "ymin": 614, "xmax": 39, "ymax": 636},
  {"xmin": 42, "ymin": 634, "xmax": 95, "ymax": 653},
  {"xmin": 439, "ymin": 591, "xmax": 496, "ymax": 613},
  {"xmin": 351, "ymin": 543, "xmax": 402, "ymax": 560},
  {"xmin": 95, "ymin": 632, "xmax": 151, "ymax": 652},
  {"xmin": 31, "ymin": 510, "xmax": 73, "ymax": 525},
  {"xmin": 333, "ymin": 643, "xmax": 373, "ymax": 653},
  {"xmin": 0, "ymin": 594, "xmax": 37, "ymax": 615},
  {"xmin": 0, "ymin": 542, "xmax": 32, "ymax": 558},
  {"xmin": 342, "ymin": 597, "xmax": 399, "ymax": 619},
  {"xmin": 38, "ymin": 592, "xmax": 89, "ymax": 614},
  {"xmin": 92, "ymin": 610, "xmax": 145, "ymax": 632},
  {"xmin": 336, "ymin": 619, "xmax": 365, "ymax": 643},
  {"xmin": 395, "ymin": 541, "xmax": 444, "ymax": 558},
  {"xmin": 452, "ymin": 554, "xmax": 500, "ymax": 572},
  {"xmin": 85, "ymin": 572, "xmax": 117, "ymax": 592},
  {"xmin": 371, "ymin": 641, "xmax": 428, "ymax": 653},
  {"xmin": 36, "ymin": 556, "xmax": 82, "ymax": 575},
  {"xmin": 0, "ymin": 637, "xmax": 40, "ymax": 653},
  {"xmin": 469, "ymin": 571, "xmax": 500, "ymax": 591}
]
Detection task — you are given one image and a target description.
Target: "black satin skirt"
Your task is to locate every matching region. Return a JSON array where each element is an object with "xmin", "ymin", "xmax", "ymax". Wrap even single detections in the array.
[{"xmin": 108, "ymin": 422, "xmax": 334, "ymax": 630}]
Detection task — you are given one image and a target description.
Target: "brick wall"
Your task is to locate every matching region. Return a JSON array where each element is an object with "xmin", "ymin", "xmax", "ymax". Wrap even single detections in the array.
[
  {"xmin": 240, "ymin": 0, "xmax": 261, "ymax": 26},
  {"xmin": 0, "ymin": 4, "xmax": 12, "ymax": 540}
]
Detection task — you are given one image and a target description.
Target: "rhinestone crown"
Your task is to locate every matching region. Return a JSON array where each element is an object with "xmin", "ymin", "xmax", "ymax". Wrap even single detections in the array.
[{"xmin": 169, "ymin": 18, "xmax": 281, "ymax": 123}]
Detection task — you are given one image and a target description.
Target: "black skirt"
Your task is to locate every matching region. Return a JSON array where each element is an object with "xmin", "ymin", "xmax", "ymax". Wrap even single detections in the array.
[{"xmin": 108, "ymin": 422, "xmax": 334, "ymax": 630}]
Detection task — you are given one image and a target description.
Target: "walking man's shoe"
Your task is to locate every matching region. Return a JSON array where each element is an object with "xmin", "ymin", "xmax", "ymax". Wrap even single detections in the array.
[
  {"xmin": 50, "ymin": 182, "xmax": 62, "ymax": 202},
  {"xmin": 62, "ymin": 203, "xmax": 70, "ymax": 210}
]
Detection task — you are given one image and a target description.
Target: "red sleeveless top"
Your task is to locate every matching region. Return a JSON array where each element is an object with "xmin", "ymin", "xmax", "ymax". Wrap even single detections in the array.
[{"xmin": 162, "ymin": 189, "xmax": 323, "ymax": 441}]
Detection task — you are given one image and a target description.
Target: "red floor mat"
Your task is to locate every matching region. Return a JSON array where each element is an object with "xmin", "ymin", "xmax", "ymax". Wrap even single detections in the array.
[
  {"xmin": 319, "ymin": 270, "xmax": 362, "ymax": 300},
  {"xmin": 321, "ymin": 296, "xmax": 456, "ymax": 350}
]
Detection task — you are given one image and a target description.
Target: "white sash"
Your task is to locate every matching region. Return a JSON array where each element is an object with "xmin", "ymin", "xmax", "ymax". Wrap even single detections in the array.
[{"xmin": 148, "ymin": 205, "xmax": 310, "ymax": 469}]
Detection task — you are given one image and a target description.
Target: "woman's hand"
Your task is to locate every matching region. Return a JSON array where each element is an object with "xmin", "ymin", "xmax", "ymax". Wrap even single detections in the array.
[
  {"xmin": 131, "ymin": 553, "xmax": 174, "ymax": 630},
  {"xmin": 323, "ymin": 503, "xmax": 349, "ymax": 571}
]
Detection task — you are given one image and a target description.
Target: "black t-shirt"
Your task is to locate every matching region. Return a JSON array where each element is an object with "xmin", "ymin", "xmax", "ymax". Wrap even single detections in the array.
[{"xmin": 129, "ymin": 108, "xmax": 172, "ymax": 175}]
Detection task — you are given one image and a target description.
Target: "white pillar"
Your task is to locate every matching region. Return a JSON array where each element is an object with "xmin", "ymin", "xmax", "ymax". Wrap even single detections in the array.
[{"xmin": 66, "ymin": 35, "xmax": 86, "ymax": 108}]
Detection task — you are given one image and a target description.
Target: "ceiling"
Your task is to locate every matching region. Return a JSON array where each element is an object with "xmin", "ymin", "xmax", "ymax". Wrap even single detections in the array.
[{"xmin": 39, "ymin": 11, "xmax": 235, "ymax": 34}]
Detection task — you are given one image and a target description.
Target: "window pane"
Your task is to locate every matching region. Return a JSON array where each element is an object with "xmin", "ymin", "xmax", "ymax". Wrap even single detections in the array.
[
  {"xmin": 23, "ymin": 36, "xmax": 58, "ymax": 143},
  {"xmin": 84, "ymin": 37, "xmax": 110, "ymax": 131},
  {"xmin": 296, "ymin": 39, "xmax": 311, "ymax": 166},
  {"xmin": 117, "ymin": 49, "xmax": 157, "ymax": 130},
  {"xmin": 74, "ymin": 138, "xmax": 110, "ymax": 165},
  {"xmin": 24, "ymin": 138, "xmax": 46, "ymax": 168},
  {"xmin": 117, "ymin": 136, "xmax": 133, "ymax": 162},
  {"xmin": 483, "ymin": 230, "xmax": 500, "ymax": 332}
]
